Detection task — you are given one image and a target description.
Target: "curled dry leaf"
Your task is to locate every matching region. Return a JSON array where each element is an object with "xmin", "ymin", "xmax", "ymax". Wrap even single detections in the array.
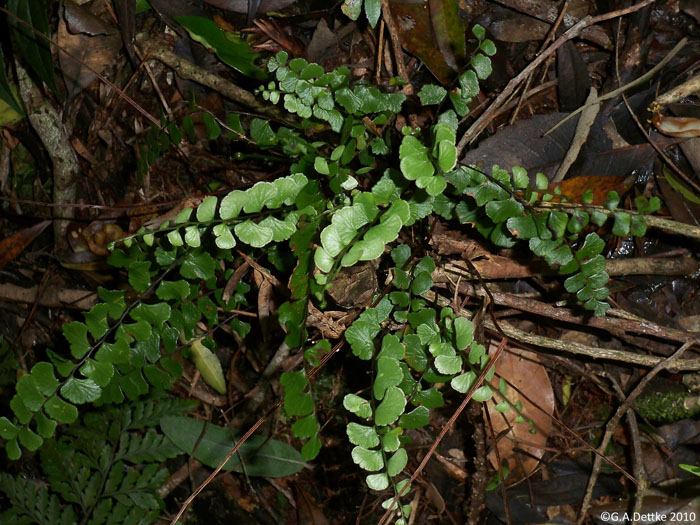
[
  {"xmin": 58, "ymin": 0, "xmax": 121, "ymax": 98},
  {"xmin": 0, "ymin": 220, "xmax": 51, "ymax": 270},
  {"xmin": 652, "ymin": 112, "xmax": 700, "ymax": 138},
  {"xmin": 486, "ymin": 343, "xmax": 555, "ymax": 479}
]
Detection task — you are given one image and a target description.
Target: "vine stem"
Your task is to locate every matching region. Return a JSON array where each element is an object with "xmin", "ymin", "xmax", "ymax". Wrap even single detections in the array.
[{"xmin": 455, "ymin": 0, "xmax": 657, "ymax": 153}]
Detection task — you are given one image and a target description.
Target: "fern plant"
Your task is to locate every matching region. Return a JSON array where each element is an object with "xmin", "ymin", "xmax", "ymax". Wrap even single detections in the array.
[
  {"xmin": 0, "ymin": 19, "xmax": 668, "ymax": 524},
  {"xmin": 0, "ymin": 397, "xmax": 195, "ymax": 524}
]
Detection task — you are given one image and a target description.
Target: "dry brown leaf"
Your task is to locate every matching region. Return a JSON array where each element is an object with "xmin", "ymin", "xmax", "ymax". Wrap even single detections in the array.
[
  {"xmin": 486, "ymin": 344, "xmax": 555, "ymax": 479},
  {"xmin": 58, "ymin": 0, "xmax": 121, "ymax": 98},
  {"xmin": 0, "ymin": 220, "xmax": 51, "ymax": 270}
]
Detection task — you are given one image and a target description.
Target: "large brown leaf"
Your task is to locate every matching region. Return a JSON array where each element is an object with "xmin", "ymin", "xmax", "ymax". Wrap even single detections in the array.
[
  {"xmin": 58, "ymin": 0, "xmax": 121, "ymax": 99},
  {"xmin": 487, "ymin": 344, "xmax": 555, "ymax": 478}
]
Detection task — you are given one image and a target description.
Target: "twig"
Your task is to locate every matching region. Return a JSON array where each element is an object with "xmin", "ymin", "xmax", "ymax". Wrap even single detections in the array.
[
  {"xmin": 380, "ymin": 0, "xmax": 412, "ymax": 94},
  {"xmin": 533, "ymin": 201, "xmax": 700, "ymax": 240},
  {"xmin": 575, "ymin": 339, "xmax": 697, "ymax": 524},
  {"xmin": 425, "ymin": 290, "xmax": 700, "ymax": 371},
  {"xmin": 609, "ymin": 377, "xmax": 648, "ymax": 521},
  {"xmin": 134, "ymin": 33, "xmax": 287, "ymax": 123},
  {"xmin": 456, "ymin": 0, "xmax": 658, "ymax": 154},
  {"xmin": 509, "ymin": 1, "xmax": 568, "ymax": 125},
  {"xmin": 434, "ymin": 277, "xmax": 696, "ymax": 346},
  {"xmin": 544, "ymin": 37, "xmax": 688, "ymax": 137}
]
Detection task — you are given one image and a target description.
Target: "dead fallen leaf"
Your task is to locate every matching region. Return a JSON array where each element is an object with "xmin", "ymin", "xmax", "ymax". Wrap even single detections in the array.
[
  {"xmin": 58, "ymin": 0, "xmax": 121, "ymax": 99},
  {"xmin": 487, "ymin": 344, "xmax": 555, "ymax": 479},
  {"xmin": 0, "ymin": 220, "xmax": 51, "ymax": 270}
]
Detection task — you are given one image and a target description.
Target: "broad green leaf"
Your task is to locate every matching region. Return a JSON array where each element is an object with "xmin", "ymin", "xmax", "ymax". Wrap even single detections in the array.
[
  {"xmin": 630, "ymin": 215, "xmax": 647, "ymax": 236},
  {"xmin": 128, "ymin": 261, "xmax": 152, "ymax": 292},
  {"xmin": 454, "ymin": 317, "xmax": 473, "ymax": 351},
  {"xmin": 234, "ymin": 220, "xmax": 274, "ymax": 248},
  {"xmin": 63, "ymin": 322, "xmax": 91, "ymax": 359},
  {"xmin": 411, "ymin": 271, "xmax": 433, "ymax": 296},
  {"xmin": 18, "ymin": 427, "xmax": 42, "ymax": 451},
  {"xmin": 44, "ymin": 395, "xmax": 78, "ymax": 424},
  {"xmin": 398, "ymin": 406, "xmax": 429, "ymax": 429},
  {"xmin": 438, "ymin": 141, "xmax": 457, "ymax": 173},
  {"xmin": 472, "ymin": 385, "xmax": 493, "ymax": 402},
  {"xmin": 564, "ymin": 273, "xmax": 586, "ymax": 293},
  {"xmin": 0, "ymin": 417, "xmax": 19, "ymax": 440},
  {"xmin": 352, "ymin": 446, "xmax": 384, "ymax": 471},
  {"xmin": 156, "ymin": 280, "xmax": 190, "ymax": 301},
  {"xmin": 345, "ymin": 319, "xmax": 379, "ymax": 360},
  {"xmin": 213, "ymin": 224, "xmax": 236, "ymax": 249},
  {"xmin": 535, "ymin": 173, "xmax": 548, "ymax": 190},
  {"xmin": 79, "ymin": 359, "xmax": 114, "ymax": 388},
  {"xmin": 16, "ymin": 375, "xmax": 44, "ymax": 411},
  {"xmin": 196, "ymin": 195, "xmax": 217, "ymax": 222},
  {"xmin": 512, "ymin": 166, "xmax": 528, "ymax": 189},
  {"xmin": 314, "ymin": 246, "xmax": 334, "ymax": 273},
  {"xmin": 244, "ymin": 182, "xmax": 279, "ymax": 213},
  {"xmin": 486, "ymin": 199, "xmax": 524, "ymax": 223},
  {"xmin": 604, "ymin": 191, "xmax": 620, "ymax": 211},
  {"xmin": 470, "ymin": 53, "xmax": 492, "ymax": 80},
  {"xmin": 160, "ymin": 416, "xmax": 305, "ymax": 477},
  {"xmin": 580, "ymin": 254, "xmax": 605, "ymax": 277},
  {"xmin": 347, "ymin": 423, "xmax": 380, "ymax": 448},
  {"xmin": 167, "ymin": 230, "xmax": 183, "ymax": 247},
  {"xmin": 418, "ymin": 84, "xmax": 447, "ymax": 105},
  {"xmin": 413, "ymin": 387, "xmax": 444, "ymax": 408},
  {"xmin": 95, "ymin": 338, "xmax": 130, "ymax": 364},
  {"xmin": 480, "ymin": 38, "xmax": 497, "ymax": 56},
  {"xmin": 6, "ymin": 437, "xmax": 21, "ymax": 460},
  {"xmin": 458, "ymin": 70, "xmax": 479, "ymax": 98},
  {"xmin": 378, "ymin": 334, "xmax": 404, "ymax": 360},
  {"xmin": 219, "ymin": 190, "xmax": 246, "ymax": 219},
  {"xmin": 61, "ymin": 378, "xmax": 101, "ymax": 404},
  {"xmin": 343, "ymin": 394, "xmax": 372, "ymax": 419},
  {"xmin": 373, "ymin": 357, "xmax": 403, "ymax": 400},
  {"xmin": 382, "ymin": 427, "xmax": 403, "ymax": 452},
  {"xmin": 249, "ymin": 119, "xmax": 278, "ymax": 147},
  {"xmin": 314, "ymin": 156, "xmax": 330, "ymax": 175},
  {"xmin": 130, "ymin": 302, "xmax": 171, "ymax": 325},
  {"xmin": 451, "ymin": 371, "xmax": 476, "ymax": 393},
  {"xmin": 366, "ymin": 472, "xmax": 389, "ymax": 491},
  {"xmin": 301, "ymin": 434, "xmax": 322, "ymax": 461},
  {"xmin": 374, "ymin": 387, "xmax": 406, "ymax": 426},
  {"xmin": 612, "ymin": 211, "xmax": 630, "ymax": 236},
  {"xmin": 424, "ymin": 175, "xmax": 447, "ymax": 196},
  {"xmin": 292, "ymin": 414, "xmax": 318, "ymax": 439},
  {"xmin": 576, "ymin": 232, "xmax": 605, "ymax": 260},
  {"xmin": 434, "ymin": 355, "xmax": 462, "ymax": 375},
  {"xmin": 180, "ymin": 250, "xmax": 217, "ymax": 281},
  {"xmin": 387, "ymin": 448, "xmax": 407, "ymax": 477},
  {"xmin": 30, "ymin": 362, "xmax": 59, "ymax": 396}
]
